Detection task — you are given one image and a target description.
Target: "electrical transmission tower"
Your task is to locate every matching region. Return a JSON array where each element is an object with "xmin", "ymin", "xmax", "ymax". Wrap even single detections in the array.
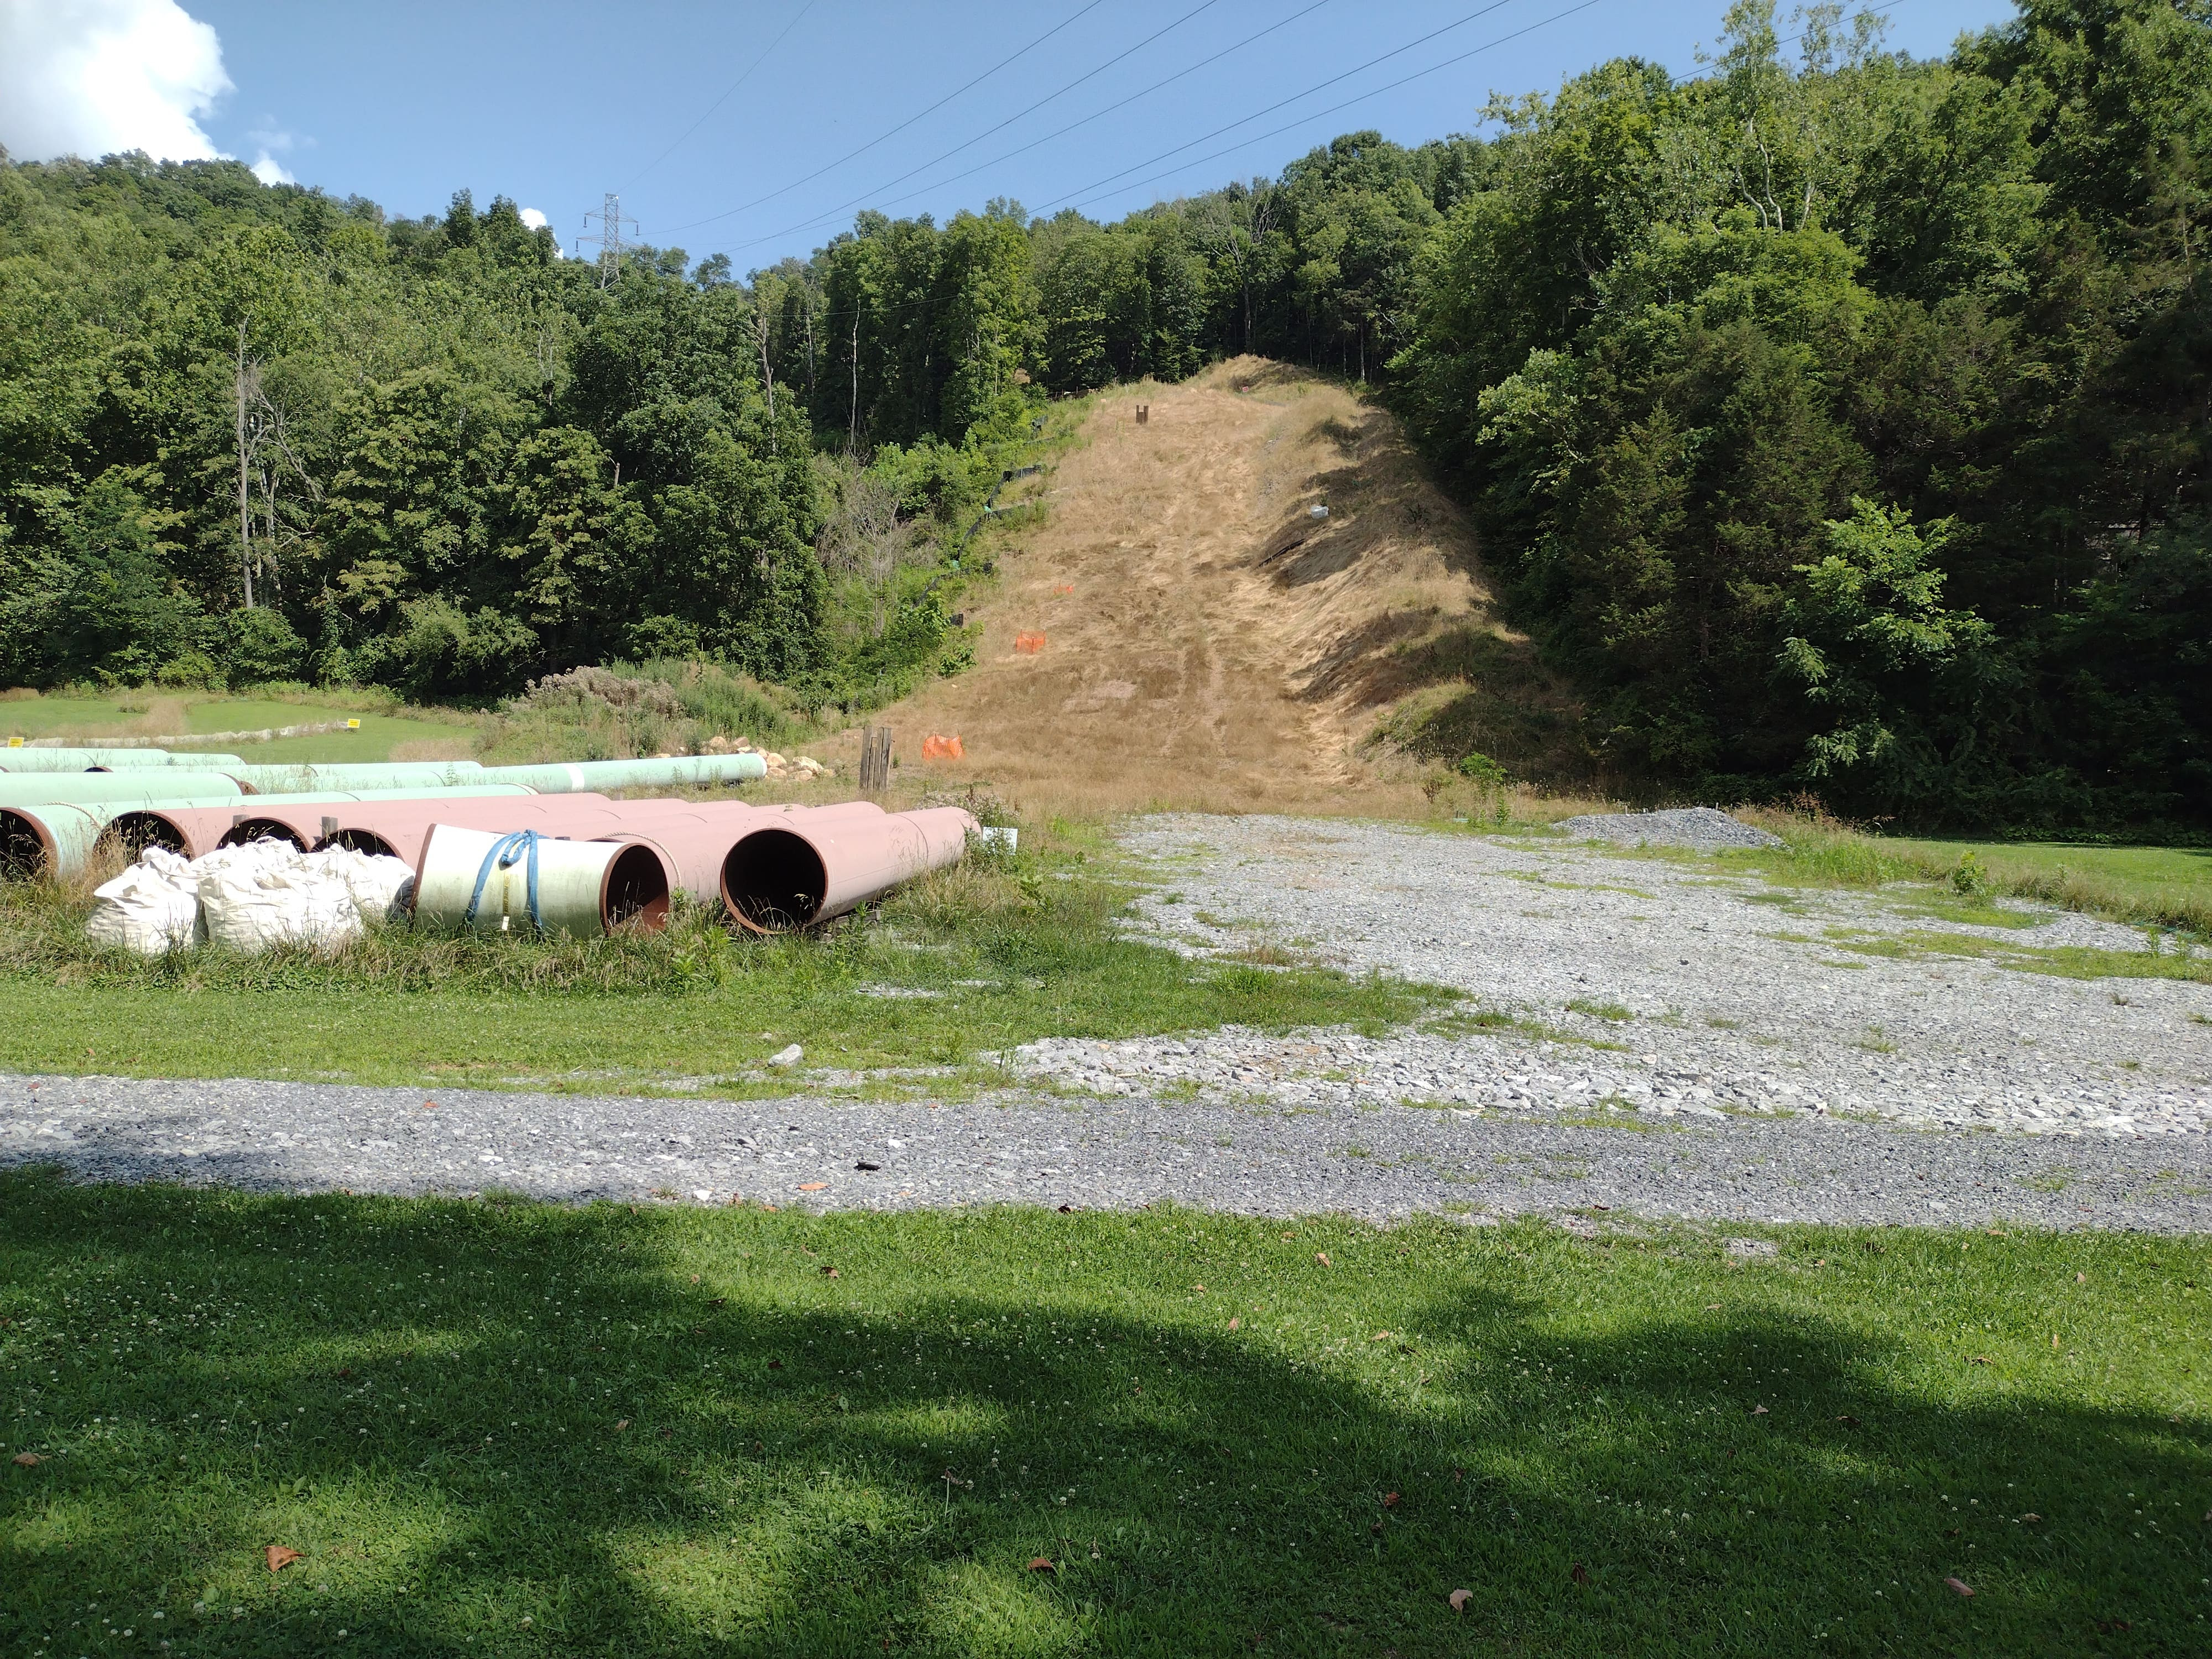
[{"xmin": 577, "ymin": 194, "xmax": 638, "ymax": 288}]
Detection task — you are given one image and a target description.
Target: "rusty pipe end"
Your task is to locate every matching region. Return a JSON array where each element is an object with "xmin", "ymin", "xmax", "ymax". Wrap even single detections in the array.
[
  {"xmin": 602, "ymin": 841, "xmax": 672, "ymax": 933},
  {"xmin": 719, "ymin": 826, "xmax": 826, "ymax": 932},
  {"xmin": 0, "ymin": 809, "xmax": 57, "ymax": 880}
]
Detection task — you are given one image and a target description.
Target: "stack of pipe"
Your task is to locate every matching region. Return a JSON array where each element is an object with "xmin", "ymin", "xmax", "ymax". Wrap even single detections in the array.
[
  {"xmin": 405, "ymin": 801, "xmax": 979, "ymax": 936},
  {"xmin": 3, "ymin": 738, "xmax": 978, "ymax": 935}
]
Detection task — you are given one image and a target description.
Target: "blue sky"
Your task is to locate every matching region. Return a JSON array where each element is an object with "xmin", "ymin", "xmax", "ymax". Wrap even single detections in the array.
[{"xmin": 19, "ymin": 1, "xmax": 2020, "ymax": 272}]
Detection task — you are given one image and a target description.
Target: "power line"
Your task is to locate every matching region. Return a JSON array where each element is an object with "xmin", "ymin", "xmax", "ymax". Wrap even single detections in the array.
[
  {"xmin": 695, "ymin": 0, "xmax": 1337, "ymax": 261},
  {"xmin": 620, "ymin": 0, "xmax": 818, "ymax": 192},
  {"xmin": 1051, "ymin": 0, "xmax": 1606, "ymax": 213},
  {"xmin": 1047, "ymin": 0, "xmax": 1897, "ymax": 216},
  {"xmin": 697, "ymin": 0, "xmax": 1235, "ymax": 250},
  {"xmin": 1027, "ymin": 0, "xmax": 1531, "ymax": 216},
  {"xmin": 672, "ymin": 0, "xmax": 1901, "ymax": 275},
  {"xmin": 663, "ymin": 0, "xmax": 1114, "ymax": 236}
]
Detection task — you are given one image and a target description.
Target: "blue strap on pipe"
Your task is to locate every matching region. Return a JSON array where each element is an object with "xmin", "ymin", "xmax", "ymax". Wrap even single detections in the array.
[{"xmin": 463, "ymin": 830, "xmax": 543, "ymax": 934}]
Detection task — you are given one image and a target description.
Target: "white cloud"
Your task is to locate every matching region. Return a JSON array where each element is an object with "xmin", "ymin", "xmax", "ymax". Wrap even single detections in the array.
[
  {"xmin": 249, "ymin": 152, "xmax": 292, "ymax": 185},
  {"xmin": 519, "ymin": 208, "xmax": 549, "ymax": 231},
  {"xmin": 0, "ymin": 0, "xmax": 232, "ymax": 163}
]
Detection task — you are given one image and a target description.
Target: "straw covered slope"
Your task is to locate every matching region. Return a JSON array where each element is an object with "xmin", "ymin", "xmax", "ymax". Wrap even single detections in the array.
[{"xmin": 854, "ymin": 358, "xmax": 1582, "ymax": 815}]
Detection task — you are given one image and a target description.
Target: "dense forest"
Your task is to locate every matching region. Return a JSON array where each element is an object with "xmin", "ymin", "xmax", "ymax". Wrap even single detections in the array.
[{"xmin": 1, "ymin": 0, "xmax": 2205, "ymax": 829}]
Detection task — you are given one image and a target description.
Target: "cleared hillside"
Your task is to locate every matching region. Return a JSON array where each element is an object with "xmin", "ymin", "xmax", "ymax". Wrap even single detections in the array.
[{"xmin": 848, "ymin": 359, "xmax": 1582, "ymax": 815}]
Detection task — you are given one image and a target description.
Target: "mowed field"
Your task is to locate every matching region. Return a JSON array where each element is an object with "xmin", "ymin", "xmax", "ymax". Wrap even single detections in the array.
[{"xmin": 853, "ymin": 359, "xmax": 1580, "ymax": 816}]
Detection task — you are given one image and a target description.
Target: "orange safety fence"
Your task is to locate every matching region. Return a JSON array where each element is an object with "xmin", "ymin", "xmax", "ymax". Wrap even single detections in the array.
[
  {"xmin": 920, "ymin": 734, "xmax": 966, "ymax": 760},
  {"xmin": 1014, "ymin": 631, "xmax": 1047, "ymax": 654}
]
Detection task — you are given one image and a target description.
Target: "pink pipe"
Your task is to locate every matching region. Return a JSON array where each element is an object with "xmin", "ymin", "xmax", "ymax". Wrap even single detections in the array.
[
  {"xmin": 719, "ymin": 806, "xmax": 978, "ymax": 931},
  {"xmin": 139, "ymin": 795, "xmax": 625, "ymax": 860}
]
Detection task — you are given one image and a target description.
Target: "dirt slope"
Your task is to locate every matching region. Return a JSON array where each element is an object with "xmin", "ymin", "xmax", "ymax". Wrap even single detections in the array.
[{"xmin": 848, "ymin": 358, "xmax": 1578, "ymax": 815}]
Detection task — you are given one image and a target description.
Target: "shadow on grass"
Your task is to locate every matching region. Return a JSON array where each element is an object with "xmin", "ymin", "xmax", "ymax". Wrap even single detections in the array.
[{"xmin": 1, "ymin": 1173, "xmax": 2205, "ymax": 1656}]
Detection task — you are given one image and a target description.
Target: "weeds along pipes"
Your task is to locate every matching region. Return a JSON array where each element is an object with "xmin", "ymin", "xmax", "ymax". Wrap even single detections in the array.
[
  {"xmin": 411, "ymin": 823, "xmax": 672, "ymax": 938},
  {"xmin": 719, "ymin": 806, "xmax": 977, "ymax": 932}
]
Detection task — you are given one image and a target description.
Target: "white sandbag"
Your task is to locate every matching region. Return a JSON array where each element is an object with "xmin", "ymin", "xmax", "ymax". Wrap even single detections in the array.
[
  {"xmin": 85, "ymin": 846, "xmax": 201, "ymax": 954},
  {"xmin": 86, "ymin": 839, "xmax": 420, "ymax": 954},
  {"xmin": 194, "ymin": 841, "xmax": 388, "ymax": 952}
]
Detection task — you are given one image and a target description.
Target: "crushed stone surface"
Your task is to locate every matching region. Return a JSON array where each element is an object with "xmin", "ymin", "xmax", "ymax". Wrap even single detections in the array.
[
  {"xmin": 4, "ymin": 1070, "xmax": 2208, "ymax": 1233},
  {"xmin": 1553, "ymin": 806, "xmax": 1786, "ymax": 849},
  {"xmin": 7, "ymin": 812, "xmax": 2210, "ymax": 1231},
  {"xmin": 1103, "ymin": 814, "xmax": 2211, "ymax": 1139}
]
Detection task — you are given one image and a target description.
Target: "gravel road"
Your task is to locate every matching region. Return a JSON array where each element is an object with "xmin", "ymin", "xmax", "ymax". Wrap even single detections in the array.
[
  {"xmin": 5, "ymin": 1070, "xmax": 2209, "ymax": 1232},
  {"xmin": 5, "ymin": 812, "xmax": 2208, "ymax": 1232}
]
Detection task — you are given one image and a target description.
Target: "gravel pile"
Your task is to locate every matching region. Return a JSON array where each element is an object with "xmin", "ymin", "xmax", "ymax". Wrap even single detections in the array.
[
  {"xmin": 1554, "ymin": 806, "xmax": 1785, "ymax": 849},
  {"xmin": 6, "ymin": 1070, "xmax": 2207, "ymax": 1232}
]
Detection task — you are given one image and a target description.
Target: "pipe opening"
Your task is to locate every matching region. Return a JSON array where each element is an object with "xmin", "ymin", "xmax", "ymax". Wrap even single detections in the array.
[
  {"xmin": 217, "ymin": 819, "xmax": 307, "ymax": 851},
  {"xmin": 322, "ymin": 828, "xmax": 397, "ymax": 858},
  {"xmin": 104, "ymin": 812, "xmax": 187, "ymax": 858},
  {"xmin": 0, "ymin": 810, "xmax": 50, "ymax": 880},
  {"xmin": 721, "ymin": 827, "xmax": 826, "ymax": 931},
  {"xmin": 603, "ymin": 843, "xmax": 671, "ymax": 932}
]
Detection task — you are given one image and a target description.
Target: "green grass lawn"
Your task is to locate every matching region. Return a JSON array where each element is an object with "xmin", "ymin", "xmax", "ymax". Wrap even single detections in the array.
[
  {"xmin": 1884, "ymin": 838, "xmax": 2212, "ymax": 919},
  {"xmin": 0, "ymin": 845, "xmax": 1443, "ymax": 1093},
  {"xmin": 2, "ymin": 1175, "xmax": 2204, "ymax": 1657},
  {"xmin": 0, "ymin": 691, "xmax": 478, "ymax": 764}
]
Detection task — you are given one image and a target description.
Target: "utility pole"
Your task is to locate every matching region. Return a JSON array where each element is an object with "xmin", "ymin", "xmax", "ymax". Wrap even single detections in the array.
[{"xmin": 577, "ymin": 193, "xmax": 638, "ymax": 288}]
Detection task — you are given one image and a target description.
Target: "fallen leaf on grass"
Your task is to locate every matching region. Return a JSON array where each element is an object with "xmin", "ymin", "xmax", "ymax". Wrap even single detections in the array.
[
  {"xmin": 1750, "ymin": 1405, "xmax": 1769, "ymax": 1416},
  {"xmin": 1227, "ymin": 1317, "xmax": 1240, "ymax": 1331},
  {"xmin": 265, "ymin": 1546, "xmax": 301, "ymax": 1573},
  {"xmin": 822, "ymin": 1267, "xmax": 840, "ymax": 1279},
  {"xmin": 1027, "ymin": 1557, "xmax": 1055, "ymax": 1574},
  {"xmin": 1370, "ymin": 1520, "xmax": 1384, "ymax": 1535},
  {"xmin": 12, "ymin": 1452, "xmax": 40, "ymax": 1468},
  {"xmin": 1314, "ymin": 1253, "xmax": 1331, "ymax": 1266},
  {"xmin": 2075, "ymin": 1272, "xmax": 2087, "ymax": 1284},
  {"xmin": 1370, "ymin": 1331, "xmax": 1392, "ymax": 1342},
  {"xmin": 1449, "ymin": 1589, "xmax": 1472, "ymax": 1613},
  {"xmin": 798, "ymin": 1182, "xmax": 829, "ymax": 1192},
  {"xmin": 1383, "ymin": 1492, "xmax": 1401, "ymax": 1509},
  {"xmin": 2019, "ymin": 1512, "xmax": 2042, "ymax": 1524},
  {"xmin": 1970, "ymin": 1355, "xmax": 1994, "ymax": 1365},
  {"xmin": 1945, "ymin": 1577, "xmax": 1974, "ymax": 1598},
  {"xmin": 1193, "ymin": 1284, "xmax": 1206, "ymax": 1293},
  {"xmin": 1571, "ymin": 1563, "xmax": 1591, "ymax": 1585},
  {"xmin": 1705, "ymin": 1303, "xmax": 1721, "ymax": 1311},
  {"xmin": 1835, "ymin": 1415, "xmax": 1861, "ymax": 1427},
  {"xmin": 614, "ymin": 1420, "xmax": 630, "ymax": 1432}
]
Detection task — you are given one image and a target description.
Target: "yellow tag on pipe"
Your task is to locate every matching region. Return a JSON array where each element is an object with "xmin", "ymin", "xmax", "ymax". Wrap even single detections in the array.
[
  {"xmin": 346, "ymin": 719, "xmax": 361, "ymax": 729},
  {"xmin": 6, "ymin": 737, "xmax": 20, "ymax": 748}
]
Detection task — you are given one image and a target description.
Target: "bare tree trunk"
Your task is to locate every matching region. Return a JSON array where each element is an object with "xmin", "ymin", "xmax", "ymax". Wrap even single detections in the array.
[
  {"xmin": 848, "ymin": 314, "xmax": 860, "ymax": 453},
  {"xmin": 234, "ymin": 320, "xmax": 254, "ymax": 609},
  {"xmin": 755, "ymin": 301, "xmax": 778, "ymax": 455}
]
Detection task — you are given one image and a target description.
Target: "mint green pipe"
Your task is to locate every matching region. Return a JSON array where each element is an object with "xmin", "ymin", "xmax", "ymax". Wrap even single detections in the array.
[
  {"xmin": 223, "ymin": 761, "xmax": 486, "ymax": 794},
  {"xmin": 0, "ymin": 802, "xmax": 112, "ymax": 880},
  {"xmin": 0, "ymin": 752, "xmax": 244, "ymax": 774},
  {"xmin": 0, "ymin": 771, "xmax": 246, "ymax": 806},
  {"xmin": 478, "ymin": 755, "xmax": 767, "ymax": 794}
]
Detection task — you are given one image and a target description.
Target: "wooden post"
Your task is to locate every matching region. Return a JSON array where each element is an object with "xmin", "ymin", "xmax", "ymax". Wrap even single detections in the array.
[{"xmin": 858, "ymin": 726, "xmax": 894, "ymax": 796}]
